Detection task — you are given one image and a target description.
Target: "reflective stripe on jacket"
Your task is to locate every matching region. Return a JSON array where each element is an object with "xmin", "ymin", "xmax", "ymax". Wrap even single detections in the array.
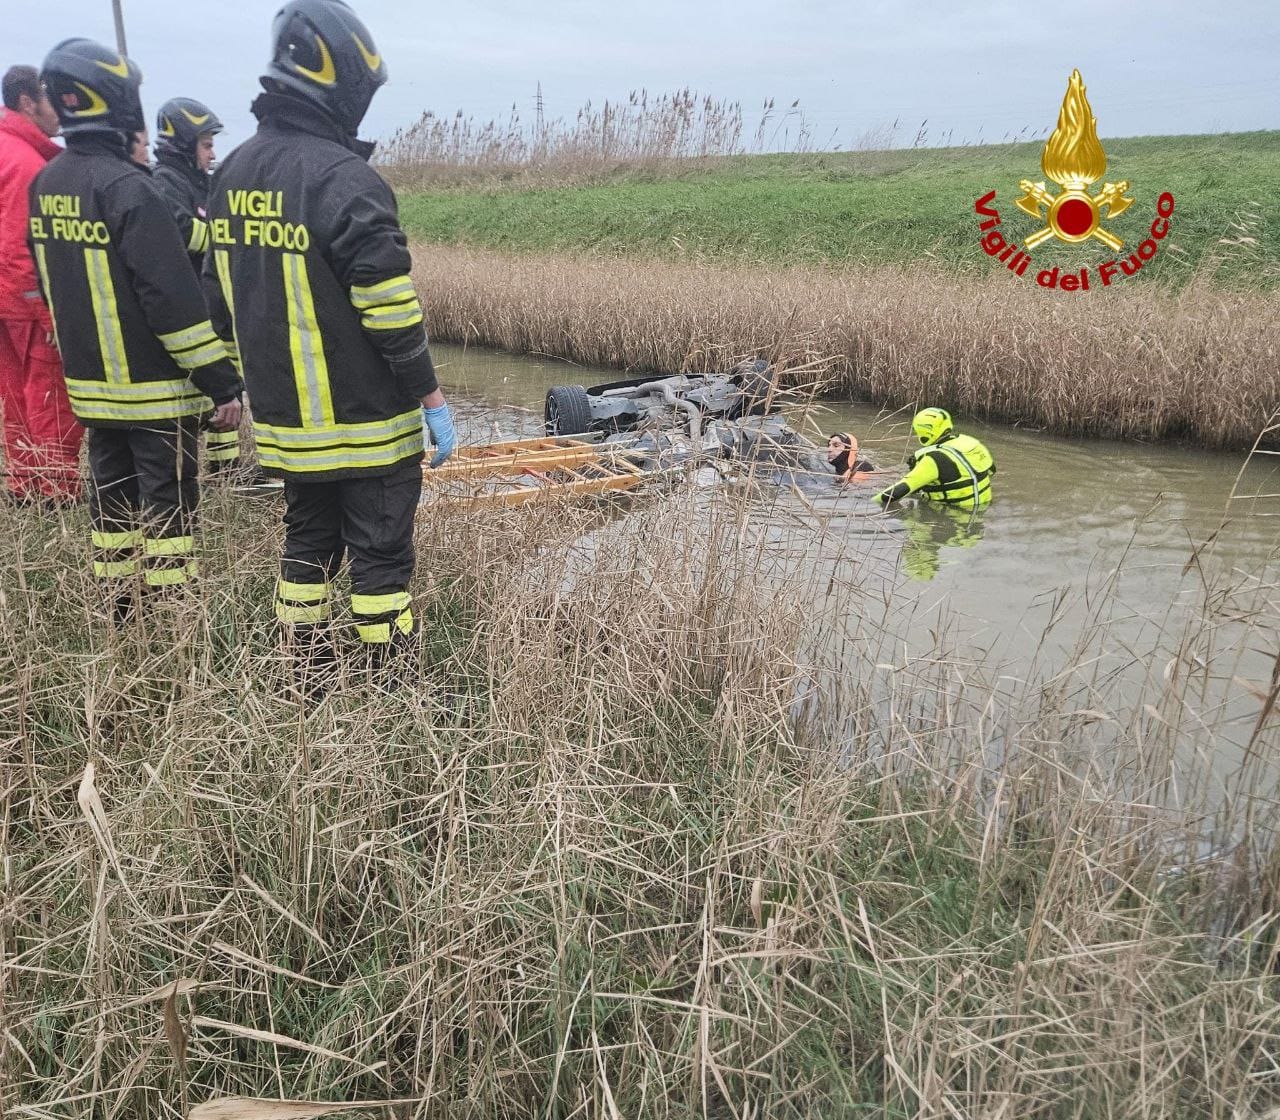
[
  {"xmin": 901, "ymin": 434, "xmax": 995, "ymax": 511},
  {"xmin": 203, "ymin": 94, "xmax": 438, "ymax": 482},
  {"xmin": 153, "ymin": 152, "xmax": 211, "ymax": 275},
  {"xmin": 0, "ymin": 113, "xmax": 60, "ymax": 323},
  {"xmin": 28, "ymin": 135, "xmax": 242, "ymax": 427}
]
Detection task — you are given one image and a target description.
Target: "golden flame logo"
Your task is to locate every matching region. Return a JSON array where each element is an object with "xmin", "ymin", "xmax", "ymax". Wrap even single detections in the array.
[{"xmin": 1016, "ymin": 70, "xmax": 1134, "ymax": 251}]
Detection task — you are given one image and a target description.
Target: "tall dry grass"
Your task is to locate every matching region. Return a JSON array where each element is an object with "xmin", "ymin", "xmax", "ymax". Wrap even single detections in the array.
[
  {"xmin": 378, "ymin": 90, "xmax": 816, "ymax": 189},
  {"xmin": 413, "ymin": 244, "xmax": 1280, "ymax": 449},
  {"xmin": 3, "ymin": 451, "xmax": 1280, "ymax": 1117}
]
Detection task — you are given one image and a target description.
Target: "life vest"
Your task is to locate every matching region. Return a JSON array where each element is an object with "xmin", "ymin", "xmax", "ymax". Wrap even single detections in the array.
[{"xmin": 914, "ymin": 434, "xmax": 994, "ymax": 510}]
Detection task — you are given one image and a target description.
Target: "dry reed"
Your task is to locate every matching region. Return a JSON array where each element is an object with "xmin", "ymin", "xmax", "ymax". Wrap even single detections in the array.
[
  {"xmin": 378, "ymin": 90, "xmax": 816, "ymax": 189},
  {"xmin": 413, "ymin": 244, "xmax": 1280, "ymax": 449},
  {"xmin": 2, "ymin": 445, "xmax": 1279, "ymax": 1118}
]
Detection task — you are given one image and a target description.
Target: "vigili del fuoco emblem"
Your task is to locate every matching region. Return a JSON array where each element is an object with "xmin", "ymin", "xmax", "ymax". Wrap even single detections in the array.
[{"xmin": 972, "ymin": 69, "xmax": 1175, "ymax": 291}]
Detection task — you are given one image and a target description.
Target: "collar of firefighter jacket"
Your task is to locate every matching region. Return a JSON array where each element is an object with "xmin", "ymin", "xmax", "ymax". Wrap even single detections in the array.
[
  {"xmin": 0, "ymin": 111, "xmax": 62, "ymax": 162},
  {"xmin": 155, "ymin": 147, "xmax": 208, "ymax": 190},
  {"xmin": 250, "ymin": 91, "xmax": 377, "ymax": 162},
  {"xmin": 65, "ymin": 130, "xmax": 137, "ymax": 164}
]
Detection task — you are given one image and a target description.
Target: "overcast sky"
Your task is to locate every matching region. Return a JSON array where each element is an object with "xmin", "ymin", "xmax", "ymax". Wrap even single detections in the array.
[{"xmin": 9, "ymin": 1, "xmax": 1278, "ymax": 155}]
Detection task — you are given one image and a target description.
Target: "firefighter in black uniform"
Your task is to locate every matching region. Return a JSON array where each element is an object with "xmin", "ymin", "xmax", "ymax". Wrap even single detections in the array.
[
  {"xmin": 205, "ymin": 0, "xmax": 454, "ymax": 683},
  {"xmin": 152, "ymin": 97, "xmax": 242, "ymax": 474},
  {"xmin": 30, "ymin": 39, "xmax": 242, "ymax": 618}
]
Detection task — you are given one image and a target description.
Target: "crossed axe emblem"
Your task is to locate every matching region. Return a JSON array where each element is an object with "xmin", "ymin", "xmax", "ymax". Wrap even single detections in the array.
[{"xmin": 1015, "ymin": 179, "xmax": 1135, "ymax": 252}]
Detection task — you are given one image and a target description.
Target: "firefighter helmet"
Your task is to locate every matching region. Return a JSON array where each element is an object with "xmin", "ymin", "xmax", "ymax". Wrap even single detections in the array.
[
  {"xmin": 262, "ymin": 0, "xmax": 387, "ymax": 134},
  {"xmin": 155, "ymin": 97, "xmax": 223, "ymax": 157},
  {"xmin": 912, "ymin": 407, "xmax": 954, "ymax": 447},
  {"xmin": 41, "ymin": 38, "xmax": 145, "ymax": 137}
]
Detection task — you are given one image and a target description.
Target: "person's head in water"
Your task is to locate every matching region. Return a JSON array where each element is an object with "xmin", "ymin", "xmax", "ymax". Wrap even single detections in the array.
[{"xmin": 828, "ymin": 432, "xmax": 858, "ymax": 476}]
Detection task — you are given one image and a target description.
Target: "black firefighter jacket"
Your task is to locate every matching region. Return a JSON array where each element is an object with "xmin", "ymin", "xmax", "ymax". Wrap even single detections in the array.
[
  {"xmin": 28, "ymin": 134, "xmax": 242, "ymax": 428},
  {"xmin": 153, "ymin": 150, "xmax": 212, "ymax": 274},
  {"xmin": 203, "ymin": 94, "xmax": 438, "ymax": 482}
]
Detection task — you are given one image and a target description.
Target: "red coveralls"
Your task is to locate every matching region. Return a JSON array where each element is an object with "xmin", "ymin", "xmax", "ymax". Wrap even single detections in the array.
[{"xmin": 0, "ymin": 110, "xmax": 82, "ymax": 502}]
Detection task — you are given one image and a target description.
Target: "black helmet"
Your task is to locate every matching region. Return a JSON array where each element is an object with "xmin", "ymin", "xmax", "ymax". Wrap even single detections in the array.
[
  {"xmin": 156, "ymin": 97, "xmax": 223, "ymax": 157},
  {"xmin": 262, "ymin": 0, "xmax": 387, "ymax": 134},
  {"xmin": 41, "ymin": 38, "xmax": 144, "ymax": 137}
]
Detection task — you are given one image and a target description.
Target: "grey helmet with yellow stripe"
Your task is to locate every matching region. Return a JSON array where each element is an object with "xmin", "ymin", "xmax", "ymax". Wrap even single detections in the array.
[
  {"xmin": 155, "ymin": 97, "xmax": 223, "ymax": 158},
  {"xmin": 262, "ymin": 0, "xmax": 387, "ymax": 135},
  {"xmin": 41, "ymin": 38, "xmax": 145, "ymax": 137}
]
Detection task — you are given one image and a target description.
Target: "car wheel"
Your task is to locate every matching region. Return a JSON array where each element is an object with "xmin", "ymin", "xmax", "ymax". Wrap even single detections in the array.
[{"xmin": 545, "ymin": 385, "xmax": 593, "ymax": 436}]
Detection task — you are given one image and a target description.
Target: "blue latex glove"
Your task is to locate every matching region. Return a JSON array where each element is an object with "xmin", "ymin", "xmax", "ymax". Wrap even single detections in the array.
[{"xmin": 422, "ymin": 404, "xmax": 456, "ymax": 468}]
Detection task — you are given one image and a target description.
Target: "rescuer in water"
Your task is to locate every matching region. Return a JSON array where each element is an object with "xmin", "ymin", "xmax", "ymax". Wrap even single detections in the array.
[
  {"xmin": 875, "ymin": 408, "xmax": 994, "ymax": 511},
  {"xmin": 205, "ymin": 0, "xmax": 455, "ymax": 693},
  {"xmin": 827, "ymin": 432, "xmax": 875, "ymax": 483},
  {"xmin": 31, "ymin": 39, "xmax": 242, "ymax": 620}
]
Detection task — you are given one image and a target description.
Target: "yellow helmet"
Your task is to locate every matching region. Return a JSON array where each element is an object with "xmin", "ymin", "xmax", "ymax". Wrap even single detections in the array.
[{"xmin": 912, "ymin": 407, "xmax": 953, "ymax": 447}]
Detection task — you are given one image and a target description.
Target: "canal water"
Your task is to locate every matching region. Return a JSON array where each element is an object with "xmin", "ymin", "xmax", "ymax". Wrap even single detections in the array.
[{"xmin": 434, "ymin": 342, "xmax": 1280, "ymax": 799}]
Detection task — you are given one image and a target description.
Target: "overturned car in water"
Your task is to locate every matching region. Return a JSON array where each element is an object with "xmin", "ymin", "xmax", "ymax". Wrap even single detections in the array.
[{"xmin": 543, "ymin": 359, "xmax": 780, "ymax": 438}]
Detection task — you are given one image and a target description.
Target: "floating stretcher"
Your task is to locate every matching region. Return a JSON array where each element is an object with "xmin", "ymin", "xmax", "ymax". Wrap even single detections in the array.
[{"xmin": 421, "ymin": 435, "xmax": 649, "ymax": 509}]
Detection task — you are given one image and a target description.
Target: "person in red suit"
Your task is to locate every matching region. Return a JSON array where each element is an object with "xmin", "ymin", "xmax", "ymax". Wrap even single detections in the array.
[{"xmin": 0, "ymin": 65, "xmax": 83, "ymax": 506}]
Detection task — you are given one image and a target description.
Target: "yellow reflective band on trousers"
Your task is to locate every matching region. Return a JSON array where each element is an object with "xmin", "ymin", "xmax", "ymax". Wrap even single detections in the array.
[
  {"xmin": 356, "ymin": 609, "xmax": 414, "ymax": 645},
  {"xmin": 283, "ymin": 252, "xmax": 336, "ymax": 428},
  {"xmin": 33, "ymin": 244, "xmax": 62, "ymax": 348},
  {"xmin": 94, "ymin": 557, "xmax": 139, "ymax": 578},
  {"xmin": 187, "ymin": 218, "xmax": 210, "ymax": 254},
  {"xmin": 84, "ymin": 248, "xmax": 130, "ymax": 384},
  {"xmin": 253, "ymin": 408, "xmax": 425, "ymax": 474},
  {"xmin": 144, "ymin": 535, "xmax": 194, "ymax": 558},
  {"xmin": 145, "ymin": 562, "xmax": 197, "ymax": 587},
  {"xmin": 206, "ymin": 430, "xmax": 240, "ymax": 461},
  {"xmin": 92, "ymin": 528, "xmax": 143, "ymax": 549},
  {"xmin": 351, "ymin": 591, "xmax": 412, "ymax": 616},
  {"xmin": 275, "ymin": 579, "xmax": 332, "ymax": 625}
]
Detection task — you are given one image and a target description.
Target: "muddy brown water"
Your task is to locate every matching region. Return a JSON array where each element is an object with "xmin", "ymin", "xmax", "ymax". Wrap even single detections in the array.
[{"xmin": 435, "ymin": 342, "xmax": 1280, "ymax": 800}]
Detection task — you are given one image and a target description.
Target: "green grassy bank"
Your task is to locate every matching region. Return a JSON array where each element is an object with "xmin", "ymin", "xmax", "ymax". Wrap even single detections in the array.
[{"xmin": 397, "ymin": 132, "xmax": 1280, "ymax": 288}]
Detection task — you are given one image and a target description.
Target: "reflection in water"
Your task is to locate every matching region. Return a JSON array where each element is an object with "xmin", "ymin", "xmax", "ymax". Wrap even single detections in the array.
[{"xmin": 898, "ymin": 504, "xmax": 987, "ymax": 582}]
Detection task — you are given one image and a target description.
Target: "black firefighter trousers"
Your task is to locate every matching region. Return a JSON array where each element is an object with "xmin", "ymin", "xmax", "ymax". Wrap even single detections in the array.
[
  {"xmin": 275, "ymin": 459, "xmax": 422, "ymax": 647},
  {"xmin": 87, "ymin": 420, "xmax": 200, "ymax": 594}
]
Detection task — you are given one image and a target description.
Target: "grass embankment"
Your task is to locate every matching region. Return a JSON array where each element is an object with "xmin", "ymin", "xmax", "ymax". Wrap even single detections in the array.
[
  {"xmin": 397, "ymin": 132, "xmax": 1280, "ymax": 289},
  {"xmin": 414, "ymin": 244, "xmax": 1280, "ymax": 448},
  {"xmin": 4, "ymin": 479, "xmax": 1280, "ymax": 1117}
]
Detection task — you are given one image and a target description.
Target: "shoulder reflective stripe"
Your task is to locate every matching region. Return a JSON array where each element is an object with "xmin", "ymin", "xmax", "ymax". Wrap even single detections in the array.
[
  {"xmin": 84, "ymin": 248, "xmax": 130, "ymax": 384},
  {"xmin": 283, "ymin": 252, "xmax": 336, "ymax": 428},
  {"xmin": 188, "ymin": 218, "xmax": 209, "ymax": 254},
  {"xmin": 349, "ymin": 275, "xmax": 416, "ymax": 309},
  {"xmin": 32, "ymin": 245, "xmax": 61, "ymax": 346},
  {"xmin": 158, "ymin": 320, "xmax": 219, "ymax": 352},
  {"xmin": 351, "ymin": 591, "xmax": 411, "ymax": 616}
]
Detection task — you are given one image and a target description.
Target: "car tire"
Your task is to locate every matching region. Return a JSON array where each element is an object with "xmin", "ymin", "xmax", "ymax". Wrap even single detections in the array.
[
  {"xmin": 545, "ymin": 385, "xmax": 593, "ymax": 436},
  {"xmin": 737, "ymin": 360, "xmax": 778, "ymax": 417}
]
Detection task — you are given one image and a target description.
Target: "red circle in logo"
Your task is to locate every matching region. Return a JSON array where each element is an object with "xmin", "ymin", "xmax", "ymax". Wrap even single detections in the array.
[{"xmin": 1057, "ymin": 198, "xmax": 1094, "ymax": 237}]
